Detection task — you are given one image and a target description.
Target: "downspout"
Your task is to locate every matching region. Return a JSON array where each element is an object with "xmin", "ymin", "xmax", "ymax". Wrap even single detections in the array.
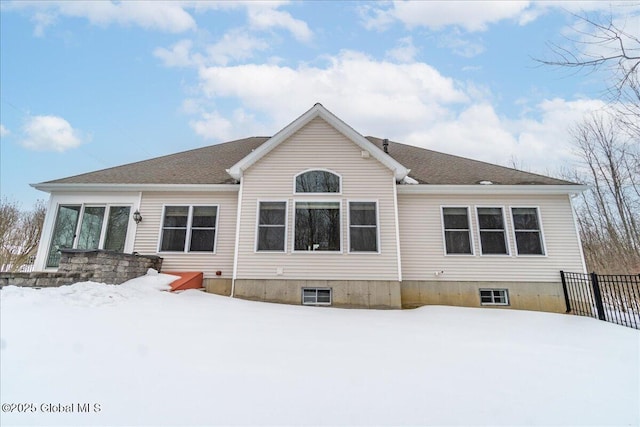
[
  {"xmin": 131, "ymin": 191, "xmax": 143, "ymax": 254},
  {"xmin": 569, "ymin": 193, "xmax": 588, "ymax": 274},
  {"xmin": 231, "ymin": 176, "xmax": 244, "ymax": 297},
  {"xmin": 392, "ymin": 176, "xmax": 403, "ymax": 283},
  {"xmin": 32, "ymin": 194, "xmax": 56, "ymax": 272}
]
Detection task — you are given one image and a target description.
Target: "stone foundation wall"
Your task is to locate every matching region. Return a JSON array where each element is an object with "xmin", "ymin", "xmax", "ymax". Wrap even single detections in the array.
[
  {"xmin": 0, "ymin": 250, "xmax": 163, "ymax": 289},
  {"xmin": 57, "ymin": 249, "xmax": 163, "ymax": 285},
  {"xmin": 0, "ymin": 272, "xmax": 93, "ymax": 289}
]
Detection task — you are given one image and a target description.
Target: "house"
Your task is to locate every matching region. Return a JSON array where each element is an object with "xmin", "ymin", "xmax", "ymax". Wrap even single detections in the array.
[{"xmin": 31, "ymin": 104, "xmax": 587, "ymax": 311}]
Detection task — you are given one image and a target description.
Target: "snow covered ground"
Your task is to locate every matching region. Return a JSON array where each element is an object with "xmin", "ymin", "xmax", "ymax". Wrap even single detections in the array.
[{"xmin": 1, "ymin": 272, "xmax": 638, "ymax": 426}]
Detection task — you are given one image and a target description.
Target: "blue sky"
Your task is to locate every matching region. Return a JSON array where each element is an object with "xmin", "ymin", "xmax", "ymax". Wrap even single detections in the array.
[{"xmin": 1, "ymin": 1, "xmax": 636, "ymax": 208}]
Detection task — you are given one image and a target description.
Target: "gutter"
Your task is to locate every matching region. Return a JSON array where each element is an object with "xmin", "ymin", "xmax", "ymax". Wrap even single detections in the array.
[
  {"xmin": 396, "ymin": 184, "xmax": 589, "ymax": 195},
  {"xmin": 31, "ymin": 183, "xmax": 240, "ymax": 193}
]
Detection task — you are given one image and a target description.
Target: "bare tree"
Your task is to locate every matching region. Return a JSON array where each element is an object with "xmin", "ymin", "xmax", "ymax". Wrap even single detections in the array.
[
  {"xmin": 537, "ymin": 7, "xmax": 640, "ymax": 273},
  {"xmin": 0, "ymin": 199, "xmax": 46, "ymax": 272},
  {"xmin": 567, "ymin": 112, "xmax": 640, "ymax": 273},
  {"xmin": 537, "ymin": 8, "xmax": 640, "ymax": 104}
]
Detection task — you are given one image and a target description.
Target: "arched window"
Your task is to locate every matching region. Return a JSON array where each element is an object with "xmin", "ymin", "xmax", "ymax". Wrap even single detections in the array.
[{"xmin": 295, "ymin": 170, "xmax": 341, "ymax": 193}]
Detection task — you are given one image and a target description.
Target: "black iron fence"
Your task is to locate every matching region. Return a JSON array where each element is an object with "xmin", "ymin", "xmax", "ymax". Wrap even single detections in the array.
[{"xmin": 561, "ymin": 271, "xmax": 640, "ymax": 330}]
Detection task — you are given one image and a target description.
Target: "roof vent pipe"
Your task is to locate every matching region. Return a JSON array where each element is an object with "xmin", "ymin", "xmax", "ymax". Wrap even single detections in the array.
[{"xmin": 383, "ymin": 138, "xmax": 389, "ymax": 154}]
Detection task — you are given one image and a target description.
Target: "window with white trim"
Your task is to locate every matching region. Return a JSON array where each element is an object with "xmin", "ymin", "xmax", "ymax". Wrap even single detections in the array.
[
  {"xmin": 442, "ymin": 207, "xmax": 472, "ymax": 254},
  {"xmin": 294, "ymin": 201, "xmax": 341, "ymax": 251},
  {"xmin": 479, "ymin": 289, "xmax": 509, "ymax": 305},
  {"xmin": 46, "ymin": 204, "xmax": 131, "ymax": 268},
  {"xmin": 511, "ymin": 207, "xmax": 545, "ymax": 255},
  {"xmin": 257, "ymin": 201, "xmax": 286, "ymax": 251},
  {"xmin": 477, "ymin": 207, "xmax": 508, "ymax": 255},
  {"xmin": 295, "ymin": 170, "xmax": 340, "ymax": 193},
  {"xmin": 160, "ymin": 205, "xmax": 217, "ymax": 252},
  {"xmin": 349, "ymin": 201, "xmax": 378, "ymax": 252},
  {"xmin": 302, "ymin": 288, "xmax": 332, "ymax": 305}
]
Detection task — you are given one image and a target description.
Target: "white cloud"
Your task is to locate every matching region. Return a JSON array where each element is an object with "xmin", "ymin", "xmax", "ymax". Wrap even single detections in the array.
[
  {"xmin": 154, "ymin": 30, "xmax": 270, "ymax": 69},
  {"xmin": 10, "ymin": 1, "xmax": 197, "ymax": 34},
  {"xmin": 9, "ymin": 0, "xmax": 314, "ymax": 41},
  {"xmin": 246, "ymin": 4, "xmax": 312, "ymax": 42},
  {"xmin": 197, "ymin": 50, "xmax": 468, "ymax": 132},
  {"xmin": 404, "ymin": 98, "xmax": 608, "ymax": 173},
  {"xmin": 362, "ymin": 1, "xmax": 637, "ymax": 33},
  {"xmin": 189, "ymin": 108, "xmax": 269, "ymax": 141},
  {"xmin": 184, "ymin": 49, "xmax": 607, "ymax": 173},
  {"xmin": 0, "ymin": 124, "xmax": 10, "ymax": 138},
  {"xmin": 206, "ymin": 30, "xmax": 270, "ymax": 66},
  {"xmin": 437, "ymin": 31, "xmax": 485, "ymax": 58},
  {"xmin": 31, "ymin": 11, "xmax": 57, "ymax": 37},
  {"xmin": 189, "ymin": 111, "xmax": 233, "ymax": 141},
  {"xmin": 154, "ymin": 39, "xmax": 198, "ymax": 68},
  {"xmin": 362, "ymin": 1, "xmax": 531, "ymax": 32},
  {"xmin": 385, "ymin": 37, "xmax": 418, "ymax": 63},
  {"xmin": 20, "ymin": 115, "xmax": 85, "ymax": 152}
]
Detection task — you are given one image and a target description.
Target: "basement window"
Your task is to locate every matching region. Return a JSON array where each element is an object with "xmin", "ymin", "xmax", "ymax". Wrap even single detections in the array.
[
  {"xmin": 302, "ymin": 288, "xmax": 332, "ymax": 306},
  {"xmin": 479, "ymin": 289, "xmax": 509, "ymax": 306}
]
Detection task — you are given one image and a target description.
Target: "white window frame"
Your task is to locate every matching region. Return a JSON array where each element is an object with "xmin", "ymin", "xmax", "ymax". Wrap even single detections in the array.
[
  {"xmin": 479, "ymin": 288, "xmax": 510, "ymax": 306},
  {"xmin": 254, "ymin": 200, "xmax": 288, "ymax": 253},
  {"xmin": 347, "ymin": 200, "xmax": 380, "ymax": 254},
  {"xmin": 509, "ymin": 206, "xmax": 547, "ymax": 256},
  {"xmin": 157, "ymin": 204, "xmax": 219, "ymax": 253},
  {"xmin": 76, "ymin": 205, "xmax": 110, "ymax": 250},
  {"xmin": 293, "ymin": 168, "xmax": 342, "ymax": 195},
  {"xmin": 74, "ymin": 204, "xmax": 134, "ymax": 250},
  {"xmin": 292, "ymin": 199, "xmax": 343, "ymax": 253},
  {"xmin": 475, "ymin": 206, "xmax": 510, "ymax": 256},
  {"xmin": 302, "ymin": 287, "xmax": 332, "ymax": 306},
  {"xmin": 440, "ymin": 206, "xmax": 475, "ymax": 256},
  {"xmin": 35, "ymin": 193, "xmax": 139, "ymax": 272}
]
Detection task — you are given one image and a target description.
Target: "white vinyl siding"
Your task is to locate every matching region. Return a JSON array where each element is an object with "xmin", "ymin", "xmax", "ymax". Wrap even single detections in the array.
[
  {"xmin": 235, "ymin": 117, "xmax": 399, "ymax": 281},
  {"xmin": 133, "ymin": 191, "xmax": 237, "ymax": 278},
  {"xmin": 399, "ymin": 194, "xmax": 585, "ymax": 282}
]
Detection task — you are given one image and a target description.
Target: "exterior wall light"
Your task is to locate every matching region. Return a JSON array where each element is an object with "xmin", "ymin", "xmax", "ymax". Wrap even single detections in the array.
[{"xmin": 133, "ymin": 210, "xmax": 143, "ymax": 224}]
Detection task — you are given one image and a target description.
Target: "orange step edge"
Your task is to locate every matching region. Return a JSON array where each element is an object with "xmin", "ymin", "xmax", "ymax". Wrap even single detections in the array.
[{"xmin": 163, "ymin": 271, "xmax": 204, "ymax": 292}]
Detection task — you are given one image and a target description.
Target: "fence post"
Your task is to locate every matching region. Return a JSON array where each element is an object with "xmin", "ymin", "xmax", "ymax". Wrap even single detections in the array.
[
  {"xmin": 590, "ymin": 272, "xmax": 606, "ymax": 321},
  {"xmin": 560, "ymin": 270, "xmax": 571, "ymax": 313}
]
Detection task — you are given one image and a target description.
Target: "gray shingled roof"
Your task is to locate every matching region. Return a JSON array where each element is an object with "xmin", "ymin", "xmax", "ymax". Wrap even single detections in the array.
[
  {"xmin": 365, "ymin": 137, "xmax": 574, "ymax": 185},
  {"xmin": 43, "ymin": 135, "xmax": 574, "ymax": 186}
]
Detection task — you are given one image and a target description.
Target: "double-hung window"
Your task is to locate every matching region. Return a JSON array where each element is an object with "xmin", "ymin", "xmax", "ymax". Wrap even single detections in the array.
[
  {"xmin": 294, "ymin": 202, "xmax": 341, "ymax": 251},
  {"xmin": 349, "ymin": 202, "xmax": 378, "ymax": 252},
  {"xmin": 511, "ymin": 207, "xmax": 545, "ymax": 255},
  {"xmin": 160, "ymin": 205, "xmax": 218, "ymax": 252},
  {"xmin": 257, "ymin": 202, "xmax": 286, "ymax": 251},
  {"xmin": 442, "ymin": 207, "xmax": 473, "ymax": 254},
  {"xmin": 477, "ymin": 207, "xmax": 508, "ymax": 255}
]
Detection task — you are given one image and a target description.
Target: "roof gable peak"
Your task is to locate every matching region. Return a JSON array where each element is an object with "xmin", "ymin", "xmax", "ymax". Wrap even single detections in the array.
[{"xmin": 226, "ymin": 104, "xmax": 409, "ymax": 181}]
